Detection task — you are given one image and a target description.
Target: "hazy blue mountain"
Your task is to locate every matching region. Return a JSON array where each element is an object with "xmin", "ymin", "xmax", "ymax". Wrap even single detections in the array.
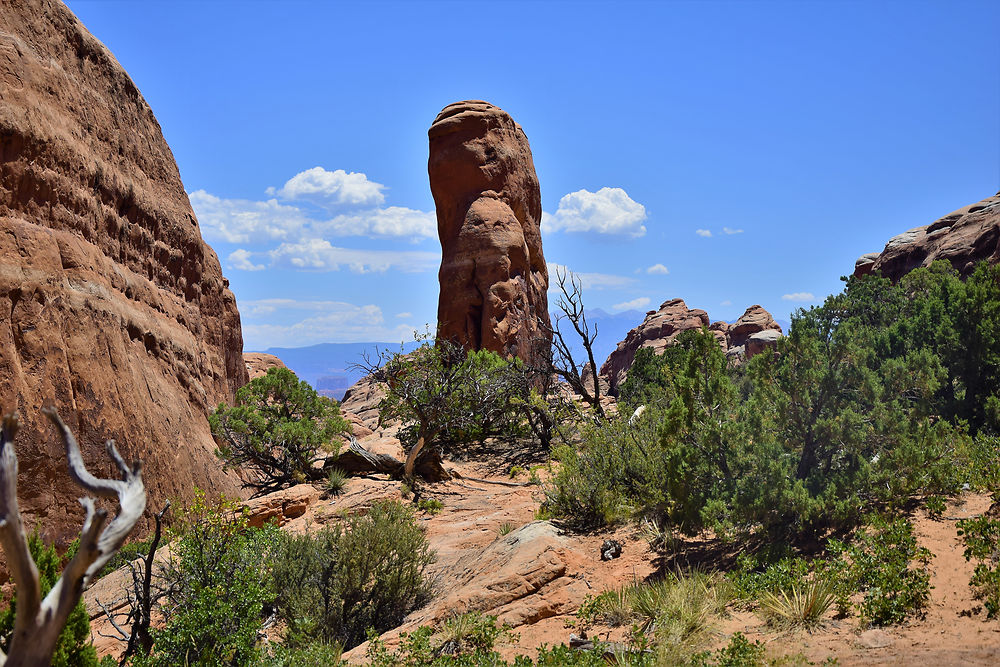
[{"xmin": 250, "ymin": 341, "xmax": 419, "ymax": 399}]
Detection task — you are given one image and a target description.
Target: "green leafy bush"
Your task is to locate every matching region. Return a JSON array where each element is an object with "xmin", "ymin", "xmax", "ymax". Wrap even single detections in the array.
[
  {"xmin": 957, "ymin": 514, "xmax": 1000, "ymax": 617},
  {"xmin": 828, "ymin": 517, "xmax": 932, "ymax": 626},
  {"xmin": 136, "ymin": 491, "xmax": 279, "ymax": 667},
  {"xmin": 211, "ymin": 367, "xmax": 349, "ymax": 495},
  {"xmin": 270, "ymin": 500, "xmax": 434, "ymax": 650},
  {"xmin": 0, "ymin": 533, "xmax": 99, "ymax": 667}
]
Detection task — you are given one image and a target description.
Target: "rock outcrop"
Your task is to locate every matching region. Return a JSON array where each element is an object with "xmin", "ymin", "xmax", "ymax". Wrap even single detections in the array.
[
  {"xmin": 243, "ymin": 352, "xmax": 286, "ymax": 380},
  {"xmin": 854, "ymin": 192, "xmax": 1000, "ymax": 281},
  {"xmin": 600, "ymin": 300, "xmax": 782, "ymax": 394},
  {"xmin": 0, "ymin": 0, "xmax": 246, "ymax": 548},
  {"xmin": 429, "ymin": 100, "xmax": 550, "ymax": 363}
]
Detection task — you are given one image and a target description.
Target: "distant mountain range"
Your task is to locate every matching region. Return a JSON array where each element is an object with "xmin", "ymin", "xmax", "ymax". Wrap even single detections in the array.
[{"xmin": 252, "ymin": 310, "xmax": 791, "ymax": 400}]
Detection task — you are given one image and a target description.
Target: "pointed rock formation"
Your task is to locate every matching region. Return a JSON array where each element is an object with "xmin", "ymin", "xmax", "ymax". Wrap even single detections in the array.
[
  {"xmin": 599, "ymin": 300, "xmax": 782, "ymax": 394},
  {"xmin": 0, "ymin": 0, "xmax": 246, "ymax": 547},
  {"xmin": 854, "ymin": 192, "xmax": 1000, "ymax": 281},
  {"xmin": 429, "ymin": 100, "xmax": 550, "ymax": 363}
]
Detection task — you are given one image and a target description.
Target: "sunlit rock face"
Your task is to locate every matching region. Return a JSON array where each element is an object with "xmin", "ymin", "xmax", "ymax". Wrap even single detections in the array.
[
  {"xmin": 0, "ymin": 0, "xmax": 246, "ymax": 549},
  {"xmin": 854, "ymin": 192, "xmax": 1000, "ymax": 281},
  {"xmin": 429, "ymin": 100, "xmax": 550, "ymax": 364}
]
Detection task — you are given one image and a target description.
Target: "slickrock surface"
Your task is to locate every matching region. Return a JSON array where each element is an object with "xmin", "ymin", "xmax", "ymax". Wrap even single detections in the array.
[
  {"xmin": 600, "ymin": 300, "xmax": 782, "ymax": 394},
  {"xmin": 0, "ymin": 0, "xmax": 246, "ymax": 549},
  {"xmin": 243, "ymin": 352, "xmax": 287, "ymax": 380},
  {"xmin": 429, "ymin": 100, "xmax": 550, "ymax": 364},
  {"xmin": 854, "ymin": 192, "xmax": 1000, "ymax": 280}
]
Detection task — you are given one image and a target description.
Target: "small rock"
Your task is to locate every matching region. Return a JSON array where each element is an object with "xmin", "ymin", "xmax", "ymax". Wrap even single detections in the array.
[
  {"xmin": 856, "ymin": 629, "xmax": 893, "ymax": 649},
  {"xmin": 600, "ymin": 539, "xmax": 622, "ymax": 561}
]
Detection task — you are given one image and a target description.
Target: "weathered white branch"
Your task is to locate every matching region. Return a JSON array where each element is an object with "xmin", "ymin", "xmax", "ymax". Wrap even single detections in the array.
[{"xmin": 0, "ymin": 409, "xmax": 146, "ymax": 667}]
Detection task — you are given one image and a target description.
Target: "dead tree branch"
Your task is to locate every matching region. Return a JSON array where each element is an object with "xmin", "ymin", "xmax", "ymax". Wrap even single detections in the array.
[{"xmin": 0, "ymin": 409, "xmax": 146, "ymax": 667}]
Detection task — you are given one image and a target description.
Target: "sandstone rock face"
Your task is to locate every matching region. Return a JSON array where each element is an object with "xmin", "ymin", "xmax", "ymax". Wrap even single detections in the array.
[
  {"xmin": 599, "ymin": 299, "xmax": 709, "ymax": 394},
  {"xmin": 429, "ymin": 100, "xmax": 550, "ymax": 363},
  {"xmin": 600, "ymin": 300, "xmax": 782, "ymax": 393},
  {"xmin": 854, "ymin": 192, "xmax": 1000, "ymax": 281},
  {"xmin": 0, "ymin": 0, "xmax": 246, "ymax": 547},
  {"xmin": 243, "ymin": 352, "xmax": 287, "ymax": 380}
]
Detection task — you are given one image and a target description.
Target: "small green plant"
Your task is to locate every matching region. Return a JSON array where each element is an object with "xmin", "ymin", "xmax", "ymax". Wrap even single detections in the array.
[
  {"xmin": 324, "ymin": 467, "xmax": 348, "ymax": 497},
  {"xmin": 417, "ymin": 498, "xmax": 443, "ymax": 515},
  {"xmin": 261, "ymin": 642, "xmax": 345, "ymax": 666},
  {"xmin": 957, "ymin": 514, "xmax": 1000, "ymax": 617},
  {"xmin": 508, "ymin": 466, "xmax": 526, "ymax": 479},
  {"xmin": 401, "ymin": 481, "xmax": 414, "ymax": 499},
  {"xmin": 829, "ymin": 516, "xmax": 932, "ymax": 626},
  {"xmin": 497, "ymin": 522, "xmax": 516, "ymax": 537},
  {"xmin": 757, "ymin": 577, "xmax": 836, "ymax": 629},
  {"xmin": 925, "ymin": 495, "xmax": 947, "ymax": 519},
  {"xmin": 689, "ymin": 632, "xmax": 766, "ymax": 666}
]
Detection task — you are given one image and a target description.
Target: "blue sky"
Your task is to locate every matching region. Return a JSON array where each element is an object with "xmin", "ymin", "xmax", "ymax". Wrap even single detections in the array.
[{"xmin": 66, "ymin": 0, "xmax": 1000, "ymax": 351}]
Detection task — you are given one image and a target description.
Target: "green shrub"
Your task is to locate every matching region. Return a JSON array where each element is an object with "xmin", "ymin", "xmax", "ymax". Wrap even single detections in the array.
[
  {"xmin": 271, "ymin": 500, "xmax": 434, "ymax": 649},
  {"xmin": 211, "ymin": 367, "xmax": 350, "ymax": 495},
  {"xmin": 957, "ymin": 514, "xmax": 1000, "ymax": 617},
  {"xmin": 829, "ymin": 516, "xmax": 932, "ymax": 626},
  {"xmin": 757, "ymin": 578, "xmax": 836, "ymax": 630},
  {"xmin": 689, "ymin": 633, "xmax": 766, "ymax": 667},
  {"xmin": 324, "ymin": 467, "xmax": 348, "ymax": 497},
  {"xmin": 0, "ymin": 533, "xmax": 99, "ymax": 666},
  {"xmin": 136, "ymin": 491, "xmax": 279, "ymax": 667},
  {"xmin": 417, "ymin": 498, "xmax": 443, "ymax": 515},
  {"xmin": 260, "ymin": 642, "xmax": 344, "ymax": 666}
]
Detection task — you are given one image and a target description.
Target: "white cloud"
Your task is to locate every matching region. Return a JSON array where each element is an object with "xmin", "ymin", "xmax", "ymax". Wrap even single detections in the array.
[
  {"xmin": 271, "ymin": 167, "xmax": 385, "ymax": 207},
  {"xmin": 269, "ymin": 238, "xmax": 438, "ymax": 273},
  {"xmin": 782, "ymin": 292, "xmax": 815, "ymax": 302},
  {"xmin": 240, "ymin": 300, "xmax": 419, "ymax": 349},
  {"xmin": 723, "ymin": 227, "xmax": 744, "ymax": 235},
  {"xmin": 190, "ymin": 190, "xmax": 308, "ymax": 244},
  {"xmin": 227, "ymin": 249, "xmax": 266, "ymax": 271},
  {"xmin": 317, "ymin": 206, "xmax": 436, "ymax": 240},
  {"xmin": 695, "ymin": 229, "xmax": 712, "ymax": 237},
  {"xmin": 720, "ymin": 299, "xmax": 733, "ymax": 306},
  {"xmin": 646, "ymin": 263, "xmax": 669, "ymax": 275},
  {"xmin": 396, "ymin": 312, "xmax": 413, "ymax": 319},
  {"xmin": 613, "ymin": 297, "xmax": 651, "ymax": 311},
  {"xmin": 543, "ymin": 187, "xmax": 647, "ymax": 237},
  {"xmin": 547, "ymin": 263, "xmax": 635, "ymax": 290}
]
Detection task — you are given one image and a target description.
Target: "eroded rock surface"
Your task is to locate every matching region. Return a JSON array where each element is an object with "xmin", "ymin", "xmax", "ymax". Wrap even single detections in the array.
[
  {"xmin": 429, "ymin": 100, "xmax": 550, "ymax": 363},
  {"xmin": 854, "ymin": 192, "xmax": 1000, "ymax": 280},
  {"xmin": 600, "ymin": 300, "xmax": 782, "ymax": 393},
  {"xmin": 243, "ymin": 352, "xmax": 286, "ymax": 380},
  {"xmin": 0, "ymin": 0, "xmax": 246, "ymax": 548}
]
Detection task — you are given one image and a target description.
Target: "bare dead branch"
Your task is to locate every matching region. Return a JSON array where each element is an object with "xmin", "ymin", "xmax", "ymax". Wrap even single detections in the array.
[{"xmin": 0, "ymin": 409, "xmax": 146, "ymax": 667}]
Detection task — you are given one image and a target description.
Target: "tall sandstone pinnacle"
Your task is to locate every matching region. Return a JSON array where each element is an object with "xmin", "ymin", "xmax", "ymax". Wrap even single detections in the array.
[
  {"xmin": 0, "ymin": 0, "xmax": 246, "ymax": 548},
  {"xmin": 429, "ymin": 100, "xmax": 550, "ymax": 363}
]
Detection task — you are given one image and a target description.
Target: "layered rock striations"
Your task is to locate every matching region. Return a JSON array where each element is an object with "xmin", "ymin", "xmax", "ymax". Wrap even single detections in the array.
[
  {"xmin": 0, "ymin": 0, "xmax": 246, "ymax": 545},
  {"xmin": 600, "ymin": 300, "xmax": 782, "ymax": 394},
  {"xmin": 854, "ymin": 192, "xmax": 1000, "ymax": 281},
  {"xmin": 429, "ymin": 100, "xmax": 550, "ymax": 363}
]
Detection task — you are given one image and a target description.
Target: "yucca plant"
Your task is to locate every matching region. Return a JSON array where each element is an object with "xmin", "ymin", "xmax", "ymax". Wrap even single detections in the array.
[
  {"xmin": 757, "ymin": 577, "xmax": 836, "ymax": 630},
  {"xmin": 497, "ymin": 522, "xmax": 516, "ymax": 538},
  {"xmin": 593, "ymin": 586, "xmax": 635, "ymax": 627},
  {"xmin": 324, "ymin": 467, "xmax": 348, "ymax": 497}
]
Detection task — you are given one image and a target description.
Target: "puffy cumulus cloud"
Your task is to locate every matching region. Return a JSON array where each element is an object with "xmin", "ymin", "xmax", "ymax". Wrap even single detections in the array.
[
  {"xmin": 547, "ymin": 262, "xmax": 636, "ymax": 290},
  {"xmin": 646, "ymin": 263, "xmax": 669, "ymax": 275},
  {"xmin": 269, "ymin": 239, "xmax": 439, "ymax": 273},
  {"xmin": 190, "ymin": 190, "xmax": 308, "ymax": 244},
  {"xmin": 271, "ymin": 167, "xmax": 385, "ymax": 207},
  {"xmin": 782, "ymin": 292, "xmax": 816, "ymax": 302},
  {"xmin": 227, "ymin": 249, "xmax": 266, "ymax": 271},
  {"xmin": 695, "ymin": 229, "xmax": 712, "ymax": 237},
  {"xmin": 613, "ymin": 296, "xmax": 651, "ymax": 311},
  {"xmin": 543, "ymin": 187, "xmax": 647, "ymax": 237},
  {"xmin": 240, "ymin": 300, "xmax": 419, "ymax": 348},
  {"xmin": 317, "ymin": 206, "xmax": 436, "ymax": 240},
  {"xmin": 723, "ymin": 227, "xmax": 744, "ymax": 235},
  {"xmin": 396, "ymin": 312, "xmax": 413, "ymax": 319}
]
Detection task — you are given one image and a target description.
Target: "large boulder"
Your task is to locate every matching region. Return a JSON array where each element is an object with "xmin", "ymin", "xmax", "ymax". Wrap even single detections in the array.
[
  {"xmin": 243, "ymin": 352, "xmax": 287, "ymax": 380},
  {"xmin": 854, "ymin": 192, "xmax": 1000, "ymax": 281},
  {"xmin": 0, "ymin": 0, "xmax": 247, "ymax": 548},
  {"xmin": 429, "ymin": 100, "xmax": 550, "ymax": 363}
]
